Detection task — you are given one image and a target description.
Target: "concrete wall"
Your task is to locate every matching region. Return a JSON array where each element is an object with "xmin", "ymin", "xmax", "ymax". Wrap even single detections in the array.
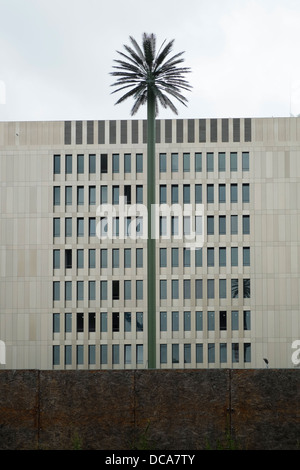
[{"xmin": 0, "ymin": 369, "xmax": 298, "ymax": 450}]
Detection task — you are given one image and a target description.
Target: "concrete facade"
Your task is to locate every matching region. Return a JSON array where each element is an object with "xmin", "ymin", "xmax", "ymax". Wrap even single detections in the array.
[{"xmin": 0, "ymin": 117, "xmax": 299, "ymax": 369}]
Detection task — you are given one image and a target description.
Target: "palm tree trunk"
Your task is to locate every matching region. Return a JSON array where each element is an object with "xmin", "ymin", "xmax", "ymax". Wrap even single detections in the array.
[{"xmin": 147, "ymin": 88, "xmax": 156, "ymax": 369}]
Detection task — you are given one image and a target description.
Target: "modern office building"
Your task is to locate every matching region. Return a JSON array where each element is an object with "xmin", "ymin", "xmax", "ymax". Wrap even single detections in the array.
[{"xmin": 0, "ymin": 116, "xmax": 299, "ymax": 370}]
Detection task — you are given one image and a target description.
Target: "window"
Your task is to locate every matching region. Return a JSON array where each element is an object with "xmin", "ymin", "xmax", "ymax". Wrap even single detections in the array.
[
  {"xmin": 89, "ymin": 154, "xmax": 96, "ymax": 174},
  {"xmin": 160, "ymin": 248, "xmax": 167, "ymax": 268},
  {"xmin": 207, "ymin": 152, "xmax": 214, "ymax": 172},
  {"xmin": 65, "ymin": 218, "xmax": 72, "ymax": 237},
  {"xmin": 136, "ymin": 153, "xmax": 143, "ymax": 173},
  {"xmin": 232, "ymin": 343, "xmax": 239, "ymax": 363},
  {"xmin": 219, "ymin": 247, "xmax": 226, "ymax": 267},
  {"xmin": 124, "ymin": 312, "xmax": 131, "ymax": 332},
  {"xmin": 160, "ymin": 344, "xmax": 167, "ymax": 363},
  {"xmin": 89, "ymin": 281, "xmax": 95, "ymax": 300},
  {"xmin": 100, "ymin": 345, "xmax": 108, "ymax": 364},
  {"xmin": 172, "ymin": 248, "xmax": 179, "ymax": 267},
  {"xmin": 112, "ymin": 280, "xmax": 119, "ymax": 300},
  {"xmin": 89, "ymin": 312, "xmax": 96, "ymax": 332},
  {"xmin": 160, "ymin": 280, "xmax": 167, "ymax": 299},
  {"xmin": 183, "ymin": 153, "xmax": 190, "ymax": 172},
  {"xmin": 100, "ymin": 249, "xmax": 107, "ymax": 268},
  {"xmin": 54, "ymin": 155, "xmax": 60, "ymax": 174},
  {"xmin": 231, "ymin": 279, "xmax": 239, "ymax": 298},
  {"xmin": 159, "ymin": 153, "xmax": 166, "ymax": 172},
  {"xmin": 124, "ymin": 185, "xmax": 131, "ymax": 205},
  {"xmin": 124, "ymin": 153, "xmax": 131, "ymax": 173},
  {"xmin": 160, "ymin": 185, "xmax": 167, "ymax": 204},
  {"xmin": 100, "ymin": 185, "xmax": 107, "ymax": 204},
  {"xmin": 172, "ymin": 344, "xmax": 179, "ymax": 363},
  {"xmin": 220, "ymin": 343, "xmax": 227, "ymax": 363},
  {"xmin": 89, "ymin": 345, "xmax": 96, "ymax": 365},
  {"xmin": 53, "ymin": 250, "xmax": 60, "ymax": 269},
  {"xmin": 77, "ymin": 154, "xmax": 84, "ymax": 174},
  {"xmin": 77, "ymin": 312, "xmax": 84, "ymax": 332},
  {"xmin": 65, "ymin": 154, "xmax": 72, "ymax": 174},
  {"xmin": 207, "ymin": 247, "xmax": 214, "ymax": 267},
  {"xmin": 219, "ymin": 279, "xmax": 226, "ymax": 298},
  {"xmin": 196, "ymin": 344, "xmax": 203, "ymax": 363},
  {"xmin": 195, "ymin": 152, "xmax": 202, "ymax": 172},
  {"xmin": 171, "ymin": 153, "xmax": 178, "ymax": 172},
  {"xmin": 219, "ymin": 216, "xmax": 226, "ymax": 235},
  {"xmin": 207, "ymin": 280, "xmax": 214, "ymax": 299},
  {"xmin": 65, "ymin": 186, "xmax": 72, "ymax": 205},
  {"xmin": 172, "ymin": 311, "xmax": 179, "ymax": 331},
  {"xmin": 53, "ymin": 313, "xmax": 60, "ymax": 333},
  {"xmin": 195, "ymin": 248, "xmax": 202, "ymax": 267},
  {"xmin": 218, "ymin": 152, "xmax": 225, "ymax": 171},
  {"xmin": 184, "ymin": 280, "xmax": 191, "ymax": 299},
  {"xmin": 124, "ymin": 248, "xmax": 131, "ymax": 268},
  {"xmin": 220, "ymin": 311, "xmax": 227, "ymax": 331},
  {"xmin": 53, "ymin": 186, "xmax": 60, "ymax": 206},
  {"xmin": 124, "ymin": 345, "xmax": 131, "ymax": 364},
  {"xmin": 65, "ymin": 313, "xmax": 72, "ymax": 332},
  {"xmin": 207, "ymin": 216, "xmax": 214, "ymax": 235},
  {"xmin": 160, "ymin": 311, "xmax": 167, "ymax": 331},
  {"xmin": 196, "ymin": 311, "xmax": 203, "ymax": 331},
  {"xmin": 243, "ymin": 279, "xmax": 250, "ymax": 298},
  {"xmin": 136, "ymin": 248, "xmax": 143, "ymax": 268},
  {"xmin": 65, "ymin": 249, "xmax": 72, "ymax": 269},
  {"xmin": 171, "ymin": 216, "xmax": 179, "ymax": 236},
  {"xmin": 195, "ymin": 184, "xmax": 202, "ymax": 203},
  {"xmin": 112, "ymin": 249, "xmax": 119, "ymax": 269},
  {"xmin": 230, "ymin": 184, "xmax": 238, "ymax": 203},
  {"xmin": 77, "ymin": 249, "xmax": 84, "ymax": 269},
  {"xmin": 89, "ymin": 218, "xmax": 96, "ymax": 237},
  {"xmin": 244, "ymin": 343, "xmax": 251, "ymax": 363},
  {"xmin": 184, "ymin": 311, "xmax": 191, "ymax": 331},
  {"xmin": 230, "ymin": 152, "xmax": 237, "ymax": 171},
  {"xmin": 136, "ymin": 312, "xmax": 143, "ymax": 332},
  {"xmin": 183, "ymin": 185, "xmax": 190, "ymax": 204},
  {"xmin": 53, "ymin": 281, "xmax": 60, "ymax": 301},
  {"xmin": 100, "ymin": 312, "xmax": 107, "ymax": 332},
  {"xmin": 183, "ymin": 248, "xmax": 190, "ymax": 267},
  {"xmin": 101, "ymin": 154, "xmax": 108, "ymax": 173},
  {"xmin": 136, "ymin": 280, "xmax": 143, "ymax": 300},
  {"xmin": 112, "ymin": 185, "xmax": 119, "ymax": 205},
  {"xmin": 231, "ymin": 215, "xmax": 238, "ymax": 235},
  {"xmin": 112, "ymin": 344, "xmax": 119, "ymax": 364},
  {"xmin": 183, "ymin": 216, "xmax": 190, "ymax": 236},
  {"xmin": 136, "ymin": 185, "xmax": 143, "ymax": 204},
  {"xmin": 136, "ymin": 345, "xmax": 143, "ymax": 364},
  {"xmin": 172, "ymin": 279, "xmax": 179, "ymax": 299},
  {"xmin": 243, "ymin": 215, "xmax": 250, "ymax": 234},
  {"xmin": 124, "ymin": 280, "xmax": 131, "ymax": 300},
  {"xmin": 160, "ymin": 216, "xmax": 167, "ymax": 236},
  {"xmin": 208, "ymin": 344, "xmax": 215, "ymax": 363},
  {"xmin": 100, "ymin": 281, "xmax": 107, "ymax": 300},
  {"xmin": 76, "ymin": 345, "xmax": 84, "ymax": 365},
  {"xmin": 112, "ymin": 153, "xmax": 119, "ymax": 173},
  {"xmin": 244, "ymin": 310, "xmax": 251, "ymax": 330},
  {"xmin": 53, "ymin": 345, "xmax": 60, "ymax": 365},
  {"xmin": 232, "ymin": 311, "xmax": 239, "ymax": 330},
  {"xmin": 242, "ymin": 152, "xmax": 249, "ymax": 171},
  {"xmin": 113, "ymin": 312, "xmax": 119, "ymax": 332},
  {"xmin": 207, "ymin": 184, "xmax": 214, "ymax": 203},
  {"xmin": 195, "ymin": 279, "xmax": 203, "ymax": 299},
  {"xmin": 53, "ymin": 218, "xmax": 60, "ymax": 237},
  {"xmin": 65, "ymin": 281, "xmax": 72, "ymax": 301},
  {"xmin": 89, "ymin": 186, "xmax": 96, "ymax": 205},
  {"xmin": 171, "ymin": 185, "xmax": 178, "ymax": 203},
  {"xmin": 77, "ymin": 281, "xmax": 84, "ymax": 301},
  {"xmin": 231, "ymin": 247, "xmax": 238, "ymax": 266},
  {"xmin": 219, "ymin": 184, "xmax": 226, "ymax": 203},
  {"xmin": 77, "ymin": 218, "xmax": 84, "ymax": 237},
  {"xmin": 242, "ymin": 184, "xmax": 250, "ymax": 203},
  {"xmin": 88, "ymin": 249, "xmax": 95, "ymax": 269},
  {"xmin": 184, "ymin": 344, "xmax": 191, "ymax": 363},
  {"xmin": 100, "ymin": 216, "xmax": 107, "ymax": 237},
  {"xmin": 243, "ymin": 247, "xmax": 250, "ymax": 266}
]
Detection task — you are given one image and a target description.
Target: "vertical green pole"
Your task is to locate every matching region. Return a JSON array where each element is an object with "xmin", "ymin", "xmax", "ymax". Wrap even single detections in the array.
[{"xmin": 147, "ymin": 89, "xmax": 156, "ymax": 369}]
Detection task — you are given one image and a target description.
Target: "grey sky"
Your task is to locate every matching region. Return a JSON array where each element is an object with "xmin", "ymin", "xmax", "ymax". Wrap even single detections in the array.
[{"xmin": 0, "ymin": 0, "xmax": 300, "ymax": 121}]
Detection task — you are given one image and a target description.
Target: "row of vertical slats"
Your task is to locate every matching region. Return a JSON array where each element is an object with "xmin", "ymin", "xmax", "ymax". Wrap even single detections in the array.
[{"xmin": 64, "ymin": 118, "xmax": 252, "ymax": 145}]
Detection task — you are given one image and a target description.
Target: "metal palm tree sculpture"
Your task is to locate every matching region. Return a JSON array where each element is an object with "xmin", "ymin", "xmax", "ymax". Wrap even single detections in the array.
[{"xmin": 111, "ymin": 33, "xmax": 191, "ymax": 369}]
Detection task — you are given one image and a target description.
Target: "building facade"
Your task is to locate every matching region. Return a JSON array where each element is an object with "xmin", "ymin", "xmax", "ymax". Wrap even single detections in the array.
[{"xmin": 0, "ymin": 117, "xmax": 299, "ymax": 370}]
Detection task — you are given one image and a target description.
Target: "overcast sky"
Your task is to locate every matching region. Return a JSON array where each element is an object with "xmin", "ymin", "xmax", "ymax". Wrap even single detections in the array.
[{"xmin": 0, "ymin": 0, "xmax": 300, "ymax": 122}]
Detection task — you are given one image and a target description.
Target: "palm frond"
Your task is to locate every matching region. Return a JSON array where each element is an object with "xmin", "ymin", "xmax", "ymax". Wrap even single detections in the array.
[{"xmin": 110, "ymin": 33, "xmax": 192, "ymax": 116}]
